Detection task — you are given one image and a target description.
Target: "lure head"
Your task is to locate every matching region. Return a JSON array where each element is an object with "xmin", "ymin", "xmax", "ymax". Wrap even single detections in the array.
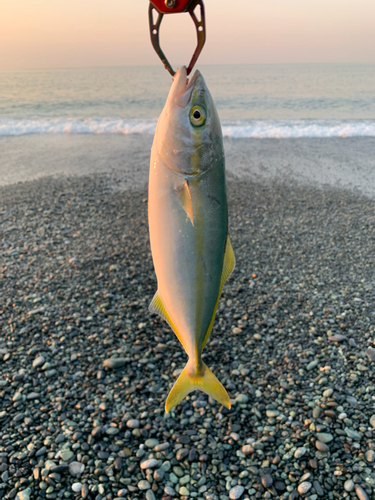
[{"xmin": 156, "ymin": 66, "xmax": 223, "ymax": 176}]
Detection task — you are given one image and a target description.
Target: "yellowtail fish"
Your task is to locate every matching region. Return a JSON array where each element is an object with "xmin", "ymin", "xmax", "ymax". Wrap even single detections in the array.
[{"xmin": 148, "ymin": 66, "xmax": 235, "ymax": 412}]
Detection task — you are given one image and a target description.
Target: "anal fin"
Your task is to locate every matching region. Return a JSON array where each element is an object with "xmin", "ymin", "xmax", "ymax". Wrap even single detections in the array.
[
  {"xmin": 201, "ymin": 235, "xmax": 236, "ymax": 350},
  {"xmin": 149, "ymin": 292, "xmax": 187, "ymax": 350}
]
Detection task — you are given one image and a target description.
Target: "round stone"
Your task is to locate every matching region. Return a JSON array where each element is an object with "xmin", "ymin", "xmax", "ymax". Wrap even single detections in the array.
[
  {"xmin": 154, "ymin": 442, "xmax": 170, "ymax": 452},
  {"xmin": 365, "ymin": 450, "xmax": 375, "ymax": 462},
  {"xmin": 229, "ymin": 485, "xmax": 245, "ymax": 500},
  {"xmin": 242, "ymin": 445, "xmax": 254, "ymax": 456},
  {"xmin": 294, "ymin": 447, "xmax": 307, "ymax": 459},
  {"xmin": 312, "ymin": 407, "xmax": 321, "ymax": 419},
  {"xmin": 370, "ymin": 415, "xmax": 375, "ymax": 428},
  {"xmin": 176, "ymin": 448, "xmax": 189, "ymax": 461},
  {"xmin": 266, "ymin": 409, "xmax": 279, "ymax": 417},
  {"xmin": 323, "ymin": 388, "xmax": 333, "ymax": 397},
  {"xmin": 105, "ymin": 427, "xmax": 119, "ymax": 436},
  {"xmin": 138, "ymin": 480, "xmax": 151, "ymax": 490},
  {"xmin": 345, "ymin": 428, "xmax": 362, "ymax": 440},
  {"xmin": 32, "ymin": 356, "xmax": 45, "ymax": 368},
  {"xmin": 315, "ymin": 441, "xmax": 329, "ymax": 452},
  {"xmin": 261, "ymin": 474, "xmax": 273, "ymax": 488},
  {"xmin": 164, "ymin": 485, "xmax": 176, "ymax": 496},
  {"xmin": 344, "ymin": 479, "xmax": 354, "ymax": 492},
  {"xmin": 179, "ymin": 486, "xmax": 189, "ymax": 496},
  {"xmin": 298, "ymin": 482, "xmax": 312, "ymax": 495},
  {"xmin": 235, "ymin": 394, "xmax": 249, "ymax": 404},
  {"xmin": 146, "ymin": 490, "xmax": 156, "ymax": 500},
  {"xmin": 145, "ymin": 438, "xmax": 159, "ymax": 448},
  {"xmin": 60, "ymin": 450, "xmax": 74, "ymax": 462},
  {"xmin": 126, "ymin": 419, "xmax": 140, "ymax": 429},
  {"xmin": 68, "ymin": 461, "xmax": 85, "ymax": 477},
  {"xmin": 316, "ymin": 432, "xmax": 333, "ymax": 443},
  {"xmin": 72, "ymin": 483, "xmax": 82, "ymax": 493}
]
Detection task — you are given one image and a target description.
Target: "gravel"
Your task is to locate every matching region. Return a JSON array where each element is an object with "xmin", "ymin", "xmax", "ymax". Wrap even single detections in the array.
[{"xmin": 1, "ymin": 174, "xmax": 375, "ymax": 500}]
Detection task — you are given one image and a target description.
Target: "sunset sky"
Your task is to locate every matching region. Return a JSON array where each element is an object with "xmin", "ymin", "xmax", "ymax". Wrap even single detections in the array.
[{"xmin": 1, "ymin": 0, "xmax": 375, "ymax": 69}]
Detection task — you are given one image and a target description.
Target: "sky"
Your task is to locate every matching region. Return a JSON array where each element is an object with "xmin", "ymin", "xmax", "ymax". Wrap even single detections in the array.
[{"xmin": 1, "ymin": 0, "xmax": 375, "ymax": 69}]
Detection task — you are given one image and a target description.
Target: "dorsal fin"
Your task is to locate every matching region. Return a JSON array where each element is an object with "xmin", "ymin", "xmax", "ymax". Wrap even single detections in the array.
[
  {"xmin": 175, "ymin": 179, "xmax": 194, "ymax": 226},
  {"xmin": 201, "ymin": 235, "xmax": 236, "ymax": 350},
  {"xmin": 149, "ymin": 292, "xmax": 187, "ymax": 350}
]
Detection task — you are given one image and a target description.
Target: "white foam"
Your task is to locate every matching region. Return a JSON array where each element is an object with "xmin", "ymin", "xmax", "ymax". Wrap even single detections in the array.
[
  {"xmin": 1, "ymin": 118, "xmax": 375, "ymax": 138},
  {"xmin": 221, "ymin": 120, "xmax": 375, "ymax": 138},
  {"xmin": 0, "ymin": 118, "xmax": 158, "ymax": 137}
]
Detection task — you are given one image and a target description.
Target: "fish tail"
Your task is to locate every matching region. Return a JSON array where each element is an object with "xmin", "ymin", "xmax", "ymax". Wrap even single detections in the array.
[{"xmin": 165, "ymin": 360, "xmax": 231, "ymax": 413}]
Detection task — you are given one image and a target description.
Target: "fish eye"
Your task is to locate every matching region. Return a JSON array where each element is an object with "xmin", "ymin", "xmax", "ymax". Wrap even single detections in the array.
[{"xmin": 190, "ymin": 106, "xmax": 206, "ymax": 127}]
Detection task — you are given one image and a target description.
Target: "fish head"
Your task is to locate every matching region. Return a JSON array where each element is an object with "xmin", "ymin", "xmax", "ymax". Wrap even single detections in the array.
[{"xmin": 156, "ymin": 66, "xmax": 223, "ymax": 176}]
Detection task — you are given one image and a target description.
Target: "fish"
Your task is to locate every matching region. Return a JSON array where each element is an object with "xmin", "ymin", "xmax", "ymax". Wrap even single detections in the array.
[{"xmin": 148, "ymin": 66, "xmax": 235, "ymax": 413}]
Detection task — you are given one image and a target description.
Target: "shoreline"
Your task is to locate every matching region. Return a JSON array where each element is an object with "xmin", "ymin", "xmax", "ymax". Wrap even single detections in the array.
[
  {"xmin": 1, "ymin": 135, "xmax": 375, "ymax": 198},
  {"xmin": 1, "ymin": 174, "xmax": 375, "ymax": 499}
]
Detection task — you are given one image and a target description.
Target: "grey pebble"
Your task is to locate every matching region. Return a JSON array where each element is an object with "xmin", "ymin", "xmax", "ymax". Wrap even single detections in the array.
[
  {"xmin": 261, "ymin": 474, "xmax": 273, "ymax": 488},
  {"xmin": 69, "ymin": 461, "xmax": 85, "ymax": 477},
  {"xmin": 306, "ymin": 359, "xmax": 319, "ymax": 371},
  {"xmin": 365, "ymin": 348, "xmax": 375, "ymax": 361},
  {"xmin": 316, "ymin": 432, "xmax": 333, "ymax": 443},
  {"xmin": 164, "ymin": 485, "xmax": 176, "ymax": 496},
  {"xmin": 344, "ymin": 479, "xmax": 355, "ymax": 492},
  {"xmin": 298, "ymin": 482, "xmax": 312, "ymax": 495},
  {"xmin": 229, "ymin": 485, "xmax": 245, "ymax": 500},
  {"xmin": 313, "ymin": 480, "xmax": 324, "ymax": 496},
  {"xmin": 17, "ymin": 488, "xmax": 31, "ymax": 500},
  {"xmin": 345, "ymin": 428, "xmax": 362, "ymax": 440},
  {"xmin": 81, "ymin": 484, "xmax": 89, "ymax": 498},
  {"xmin": 315, "ymin": 440, "xmax": 329, "ymax": 452},
  {"xmin": 126, "ymin": 419, "xmax": 139, "ymax": 429},
  {"xmin": 154, "ymin": 442, "xmax": 170, "ymax": 451},
  {"xmin": 103, "ymin": 358, "xmax": 128, "ymax": 369},
  {"xmin": 328, "ymin": 334, "xmax": 347, "ymax": 342},
  {"xmin": 140, "ymin": 459, "xmax": 159, "ymax": 469},
  {"xmin": 294, "ymin": 447, "xmax": 307, "ymax": 459},
  {"xmin": 138, "ymin": 480, "xmax": 151, "ymax": 490},
  {"xmin": 32, "ymin": 355, "xmax": 45, "ymax": 368},
  {"xmin": 176, "ymin": 448, "xmax": 189, "ymax": 460},
  {"xmin": 146, "ymin": 490, "xmax": 156, "ymax": 500},
  {"xmin": 145, "ymin": 438, "xmax": 159, "ymax": 448}
]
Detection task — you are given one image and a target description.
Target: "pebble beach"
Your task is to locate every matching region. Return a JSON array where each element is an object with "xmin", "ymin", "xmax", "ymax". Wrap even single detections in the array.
[{"xmin": 1, "ymin": 145, "xmax": 375, "ymax": 500}]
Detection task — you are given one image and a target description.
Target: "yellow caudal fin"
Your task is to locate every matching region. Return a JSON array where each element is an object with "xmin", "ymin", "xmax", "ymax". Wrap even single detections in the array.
[
  {"xmin": 165, "ymin": 361, "xmax": 231, "ymax": 413},
  {"xmin": 201, "ymin": 235, "xmax": 236, "ymax": 350}
]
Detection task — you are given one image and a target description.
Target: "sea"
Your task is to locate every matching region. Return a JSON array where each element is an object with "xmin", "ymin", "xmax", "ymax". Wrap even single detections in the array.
[{"xmin": 1, "ymin": 63, "xmax": 375, "ymax": 139}]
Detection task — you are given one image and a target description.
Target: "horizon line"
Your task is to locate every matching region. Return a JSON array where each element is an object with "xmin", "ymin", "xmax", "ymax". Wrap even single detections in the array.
[{"xmin": 1, "ymin": 61, "xmax": 375, "ymax": 71}]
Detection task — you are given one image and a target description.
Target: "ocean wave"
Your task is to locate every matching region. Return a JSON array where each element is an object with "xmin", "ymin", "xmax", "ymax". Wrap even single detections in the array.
[{"xmin": 1, "ymin": 118, "xmax": 375, "ymax": 138}]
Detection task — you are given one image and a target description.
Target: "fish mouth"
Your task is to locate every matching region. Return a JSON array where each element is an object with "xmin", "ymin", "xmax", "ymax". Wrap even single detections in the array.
[
  {"xmin": 185, "ymin": 70, "xmax": 201, "ymax": 92},
  {"xmin": 173, "ymin": 67, "xmax": 203, "ymax": 108}
]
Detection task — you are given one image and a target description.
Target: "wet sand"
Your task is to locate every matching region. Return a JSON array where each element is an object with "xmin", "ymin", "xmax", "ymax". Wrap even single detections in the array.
[{"xmin": 1, "ymin": 135, "xmax": 375, "ymax": 198}]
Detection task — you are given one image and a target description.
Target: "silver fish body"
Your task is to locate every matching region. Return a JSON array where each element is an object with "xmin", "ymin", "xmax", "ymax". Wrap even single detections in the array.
[{"xmin": 148, "ymin": 67, "xmax": 235, "ymax": 411}]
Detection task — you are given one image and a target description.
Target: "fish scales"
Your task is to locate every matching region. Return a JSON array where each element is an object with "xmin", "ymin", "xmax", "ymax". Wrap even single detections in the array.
[{"xmin": 148, "ymin": 66, "xmax": 235, "ymax": 412}]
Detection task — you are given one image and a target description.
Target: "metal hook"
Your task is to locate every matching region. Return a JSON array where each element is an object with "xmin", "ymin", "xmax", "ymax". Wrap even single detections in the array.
[{"xmin": 149, "ymin": 0, "xmax": 206, "ymax": 77}]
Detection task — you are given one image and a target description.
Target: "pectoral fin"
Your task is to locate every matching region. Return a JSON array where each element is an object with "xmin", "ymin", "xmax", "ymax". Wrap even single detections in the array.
[
  {"xmin": 175, "ymin": 179, "xmax": 194, "ymax": 226},
  {"xmin": 201, "ymin": 235, "xmax": 236, "ymax": 350},
  {"xmin": 149, "ymin": 292, "xmax": 187, "ymax": 350}
]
